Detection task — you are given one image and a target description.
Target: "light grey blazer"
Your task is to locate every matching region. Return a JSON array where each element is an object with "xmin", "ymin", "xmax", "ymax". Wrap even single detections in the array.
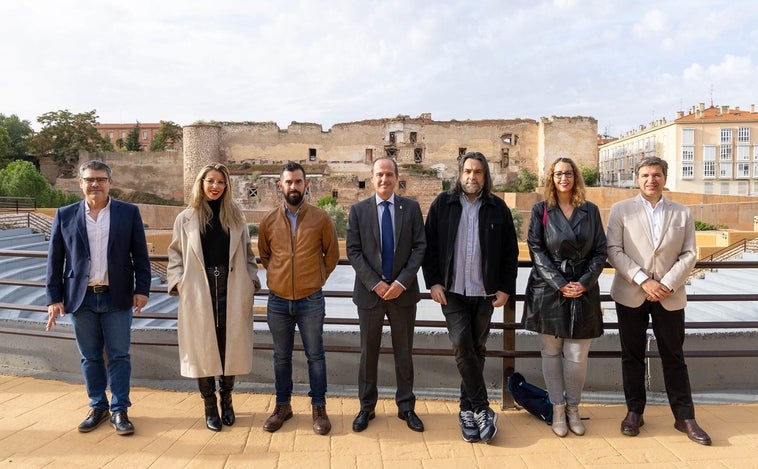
[{"xmin": 606, "ymin": 195, "xmax": 696, "ymax": 310}]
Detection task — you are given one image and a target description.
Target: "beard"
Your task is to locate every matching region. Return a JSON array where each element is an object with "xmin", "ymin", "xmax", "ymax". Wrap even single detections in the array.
[
  {"xmin": 285, "ymin": 190, "xmax": 304, "ymax": 206},
  {"xmin": 462, "ymin": 181, "xmax": 482, "ymax": 195}
]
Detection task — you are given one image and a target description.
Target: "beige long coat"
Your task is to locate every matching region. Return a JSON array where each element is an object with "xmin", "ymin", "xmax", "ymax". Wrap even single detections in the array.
[{"xmin": 167, "ymin": 208, "xmax": 261, "ymax": 378}]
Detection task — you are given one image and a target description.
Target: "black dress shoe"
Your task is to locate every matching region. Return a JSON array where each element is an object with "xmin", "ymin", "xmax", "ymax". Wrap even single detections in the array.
[
  {"xmin": 78, "ymin": 408, "xmax": 110, "ymax": 433},
  {"xmin": 675, "ymin": 419, "xmax": 712, "ymax": 445},
  {"xmin": 110, "ymin": 410, "xmax": 135, "ymax": 435},
  {"xmin": 398, "ymin": 410, "xmax": 424, "ymax": 432},
  {"xmin": 352, "ymin": 410, "xmax": 375, "ymax": 432},
  {"xmin": 620, "ymin": 411, "xmax": 644, "ymax": 436}
]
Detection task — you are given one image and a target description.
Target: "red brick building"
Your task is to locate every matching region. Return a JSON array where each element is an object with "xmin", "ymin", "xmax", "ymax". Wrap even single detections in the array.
[{"xmin": 96, "ymin": 123, "xmax": 162, "ymax": 151}]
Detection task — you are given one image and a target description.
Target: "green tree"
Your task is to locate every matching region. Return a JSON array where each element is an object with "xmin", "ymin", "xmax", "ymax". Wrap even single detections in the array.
[
  {"xmin": 0, "ymin": 114, "xmax": 33, "ymax": 160},
  {"xmin": 125, "ymin": 123, "xmax": 142, "ymax": 151},
  {"xmin": 511, "ymin": 207, "xmax": 523, "ymax": 240},
  {"xmin": 0, "ymin": 160, "xmax": 79, "ymax": 207},
  {"xmin": 28, "ymin": 109, "xmax": 110, "ymax": 163},
  {"xmin": 316, "ymin": 195, "xmax": 347, "ymax": 237},
  {"xmin": 581, "ymin": 166, "xmax": 599, "ymax": 186},
  {"xmin": 150, "ymin": 120, "xmax": 182, "ymax": 151},
  {"xmin": 500, "ymin": 168, "xmax": 538, "ymax": 192},
  {"xmin": 0, "ymin": 127, "xmax": 11, "ymax": 166}
]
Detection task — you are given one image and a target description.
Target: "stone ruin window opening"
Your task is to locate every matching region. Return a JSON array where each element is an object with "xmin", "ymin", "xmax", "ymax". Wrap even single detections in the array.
[
  {"xmin": 458, "ymin": 148, "xmax": 467, "ymax": 159},
  {"xmin": 414, "ymin": 148, "xmax": 423, "ymax": 163},
  {"xmin": 410, "ymin": 132, "xmax": 417, "ymax": 144},
  {"xmin": 501, "ymin": 148, "xmax": 510, "ymax": 168},
  {"xmin": 389, "ymin": 132, "xmax": 396, "ymax": 144},
  {"xmin": 386, "ymin": 147, "xmax": 397, "ymax": 158},
  {"xmin": 309, "ymin": 148, "xmax": 317, "ymax": 161},
  {"xmin": 399, "ymin": 180, "xmax": 407, "ymax": 190},
  {"xmin": 358, "ymin": 180, "xmax": 366, "ymax": 189},
  {"xmin": 502, "ymin": 133, "xmax": 518, "ymax": 145},
  {"xmin": 365, "ymin": 148, "xmax": 373, "ymax": 164},
  {"xmin": 248, "ymin": 187, "xmax": 258, "ymax": 198},
  {"xmin": 331, "ymin": 189, "xmax": 338, "ymax": 199}
]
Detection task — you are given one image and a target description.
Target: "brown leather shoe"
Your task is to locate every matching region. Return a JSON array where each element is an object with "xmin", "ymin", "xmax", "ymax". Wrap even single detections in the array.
[
  {"xmin": 263, "ymin": 404, "xmax": 293, "ymax": 432},
  {"xmin": 312, "ymin": 405, "xmax": 331, "ymax": 435},
  {"xmin": 620, "ymin": 411, "xmax": 644, "ymax": 436},
  {"xmin": 674, "ymin": 419, "xmax": 712, "ymax": 445}
]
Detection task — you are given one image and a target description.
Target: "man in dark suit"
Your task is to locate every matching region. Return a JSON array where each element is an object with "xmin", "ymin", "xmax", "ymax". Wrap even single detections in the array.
[
  {"xmin": 607, "ymin": 156, "xmax": 711, "ymax": 445},
  {"xmin": 46, "ymin": 160, "xmax": 151, "ymax": 436},
  {"xmin": 346, "ymin": 157, "xmax": 426, "ymax": 433}
]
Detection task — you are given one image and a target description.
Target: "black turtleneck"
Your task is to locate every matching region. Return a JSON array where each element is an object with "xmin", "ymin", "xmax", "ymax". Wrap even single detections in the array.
[{"xmin": 201, "ymin": 199, "xmax": 231, "ymax": 267}]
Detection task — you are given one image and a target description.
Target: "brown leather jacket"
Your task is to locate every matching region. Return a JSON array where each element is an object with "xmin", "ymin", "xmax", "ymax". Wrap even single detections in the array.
[{"xmin": 258, "ymin": 203, "xmax": 339, "ymax": 300}]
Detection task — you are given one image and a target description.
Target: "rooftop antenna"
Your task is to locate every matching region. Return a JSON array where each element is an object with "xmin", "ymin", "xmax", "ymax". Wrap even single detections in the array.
[{"xmin": 710, "ymin": 84, "xmax": 714, "ymax": 107}]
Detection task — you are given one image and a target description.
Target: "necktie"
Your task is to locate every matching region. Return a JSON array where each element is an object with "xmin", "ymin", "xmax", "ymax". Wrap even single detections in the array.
[{"xmin": 380, "ymin": 200, "xmax": 394, "ymax": 281}]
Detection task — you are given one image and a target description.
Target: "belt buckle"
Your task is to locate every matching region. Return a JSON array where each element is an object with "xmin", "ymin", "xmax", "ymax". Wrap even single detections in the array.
[{"xmin": 91, "ymin": 285, "xmax": 107, "ymax": 293}]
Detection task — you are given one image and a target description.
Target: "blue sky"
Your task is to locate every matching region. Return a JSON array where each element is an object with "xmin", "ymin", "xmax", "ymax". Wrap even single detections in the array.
[{"xmin": 1, "ymin": 0, "xmax": 756, "ymax": 138}]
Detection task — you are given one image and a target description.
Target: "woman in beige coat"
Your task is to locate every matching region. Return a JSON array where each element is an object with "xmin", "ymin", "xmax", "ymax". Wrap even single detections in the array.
[{"xmin": 167, "ymin": 163, "xmax": 261, "ymax": 431}]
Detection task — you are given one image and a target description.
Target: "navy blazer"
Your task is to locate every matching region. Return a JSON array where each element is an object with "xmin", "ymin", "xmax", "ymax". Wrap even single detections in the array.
[
  {"xmin": 46, "ymin": 199, "xmax": 152, "ymax": 314},
  {"xmin": 346, "ymin": 194, "xmax": 426, "ymax": 309}
]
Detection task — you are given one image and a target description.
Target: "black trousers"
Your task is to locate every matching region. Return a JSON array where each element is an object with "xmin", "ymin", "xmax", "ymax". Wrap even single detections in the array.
[
  {"xmin": 205, "ymin": 266, "xmax": 228, "ymax": 369},
  {"xmin": 616, "ymin": 300, "xmax": 695, "ymax": 420}
]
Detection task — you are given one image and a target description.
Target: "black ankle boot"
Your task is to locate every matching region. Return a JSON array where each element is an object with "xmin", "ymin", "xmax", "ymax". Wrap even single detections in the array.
[
  {"xmin": 197, "ymin": 377, "xmax": 221, "ymax": 432},
  {"xmin": 219, "ymin": 375, "xmax": 235, "ymax": 426}
]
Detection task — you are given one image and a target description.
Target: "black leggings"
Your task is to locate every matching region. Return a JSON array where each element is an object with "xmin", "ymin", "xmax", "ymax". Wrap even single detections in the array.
[{"xmin": 205, "ymin": 265, "xmax": 228, "ymax": 368}]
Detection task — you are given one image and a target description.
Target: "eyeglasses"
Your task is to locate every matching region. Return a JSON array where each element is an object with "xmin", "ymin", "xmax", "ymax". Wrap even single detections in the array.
[
  {"xmin": 204, "ymin": 179, "xmax": 226, "ymax": 187},
  {"xmin": 81, "ymin": 177, "xmax": 110, "ymax": 184},
  {"xmin": 553, "ymin": 171, "xmax": 574, "ymax": 179}
]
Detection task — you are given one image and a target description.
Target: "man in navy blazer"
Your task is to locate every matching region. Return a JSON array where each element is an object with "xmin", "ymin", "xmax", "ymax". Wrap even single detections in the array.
[
  {"xmin": 46, "ymin": 160, "xmax": 151, "ymax": 436},
  {"xmin": 346, "ymin": 157, "xmax": 426, "ymax": 433}
]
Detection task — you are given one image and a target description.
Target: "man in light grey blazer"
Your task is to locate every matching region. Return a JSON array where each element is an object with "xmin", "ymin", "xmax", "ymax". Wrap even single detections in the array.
[
  {"xmin": 607, "ymin": 156, "xmax": 711, "ymax": 445},
  {"xmin": 346, "ymin": 157, "xmax": 426, "ymax": 433}
]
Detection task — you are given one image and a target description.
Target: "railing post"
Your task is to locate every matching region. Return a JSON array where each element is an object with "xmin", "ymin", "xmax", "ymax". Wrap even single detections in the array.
[{"xmin": 501, "ymin": 295, "xmax": 516, "ymax": 410}]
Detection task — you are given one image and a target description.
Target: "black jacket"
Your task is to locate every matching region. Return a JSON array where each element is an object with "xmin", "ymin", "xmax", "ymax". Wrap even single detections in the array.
[
  {"xmin": 422, "ymin": 190, "xmax": 519, "ymax": 296},
  {"xmin": 522, "ymin": 200, "xmax": 606, "ymax": 339}
]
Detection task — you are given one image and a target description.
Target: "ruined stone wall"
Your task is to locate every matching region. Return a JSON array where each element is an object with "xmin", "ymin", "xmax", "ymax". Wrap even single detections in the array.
[{"xmin": 539, "ymin": 116, "xmax": 599, "ymax": 182}]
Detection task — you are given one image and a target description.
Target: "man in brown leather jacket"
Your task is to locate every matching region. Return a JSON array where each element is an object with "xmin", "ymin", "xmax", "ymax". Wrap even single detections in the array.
[{"xmin": 258, "ymin": 162, "xmax": 340, "ymax": 435}]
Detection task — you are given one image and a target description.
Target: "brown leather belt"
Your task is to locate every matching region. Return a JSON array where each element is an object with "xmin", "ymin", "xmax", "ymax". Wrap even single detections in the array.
[{"xmin": 86, "ymin": 285, "xmax": 109, "ymax": 293}]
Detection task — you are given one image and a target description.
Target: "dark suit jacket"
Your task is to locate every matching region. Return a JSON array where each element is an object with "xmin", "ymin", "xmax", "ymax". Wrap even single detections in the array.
[
  {"xmin": 346, "ymin": 194, "xmax": 426, "ymax": 309},
  {"xmin": 46, "ymin": 199, "xmax": 152, "ymax": 314}
]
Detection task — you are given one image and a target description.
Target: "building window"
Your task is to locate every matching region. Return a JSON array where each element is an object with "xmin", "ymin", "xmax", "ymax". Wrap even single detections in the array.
[
  {"xmin": 738, "ymin": 162, "xmax": 750, "ymax": 178},
  {"xmin": 703, "ymin": 160, "xmax": 715, "ymax": 178},
  {"xmin": 704, "ymin": 182, "xmax": 713, "ymax": 194},
  {"xmin": 108, "ymin": 131, "xmax": 114, "ymax": 139},
  {"xmin": 720, "ymin": 128, "xmax": 732, "ymax": 144},
  {"xmin": 739, "ymin": 182, "xmax": 749, "ymax": 195},
  {"xmin": 365, "ymin": 148, "xmax": 373, "ymax": 164},
  {"xmin": 398, "ymin": 180, "xmax": 406, "ymax": 190},
  {"xmin": 719, "ymin": 162, "xmax": 732, "ymax": 178},
  {"xmin": 248, "ymin": 187, "xmax": 258, "ymax": 198},
  {"xmin": 389, "ymin": 132, "xmax": 396, "ymax": 144},
  {"xmin": 501, "ymin": 148, "xmax": 509, "ymax": 168},
  {"xmin": 501, "ymin": 133, "xmax": 517, "ymax": 145},
  {"xmin": 681, "ymin": 146, "xmax": 694, "ymax": 161},
  {"xmin": 681, "ymin": 128, "xmax": 695, "ymax": 145},
  {"xmin": 358, "ymin": 180, "xmax": 366, "ymax": 189},
  {"xmin": 681, "ymin": 164, "xmax": 694, "ymax": 179},
  {"xmin": 142, "ymin": 131, "xmax": 148, "ymax": 140},
  {"xmin": 385, "ymin": 147, "xmax": 397, "ymax": 158},
  {"xmin": 309, "ymin": 148, "xmax": 317, "ymax": 161},
  {"xmin": 753, "ymin": 162, "xmax": 758, "ymax": 178},
  {"xmin": 458, "ymin": 148, "xmax": 467, "ymax": 158},
  {"xmin": 409, "ymin": 132, "xmax": 417, "ymax": 144},
  {"xmin": 121, "ymin": 131, "xmax": 126, "ymax": 138},
  {"xmin": 720, "ymin": 144, "xmax": 732, "ymax": 161},
  {"xmin": 721, "ymin": 182, "xmax": 730, "ymax": 194},
  {"xmin": 737, "ymin": 144, "xmax": 750, "ymax": 161},
  {"xmin": 331, "ymin": 189, "xmax": 338, "ymax": 199},
  {"xmin": 413, "ymin": 148, "xmax": 423, "ymax": 163},
  {"xmin": 738, "ymin": 127, "xmax": 750, "ymax": 143}
]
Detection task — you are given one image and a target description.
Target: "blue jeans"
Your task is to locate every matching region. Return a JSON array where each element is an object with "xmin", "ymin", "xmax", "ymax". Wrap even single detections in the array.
[
  {"xmin": 267, "ymin": 290, "xmax": 327, "ymax": 406},
  {"xmin": 442, "ymin": 292, "xmax": 494, "ymax": 412},
  {"xmin": 69, "ymin": 291, "xmax": 133, "ymax": 412}
]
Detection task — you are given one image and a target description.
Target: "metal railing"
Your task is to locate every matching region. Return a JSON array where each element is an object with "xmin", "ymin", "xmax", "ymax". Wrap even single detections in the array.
[
  {"xmin": 0, "ymin": 196, "xmax": 37, "ymax": 212},
  {"xmin": 2, "ymin": 250, "xmax": 758, "ymax": 409}
]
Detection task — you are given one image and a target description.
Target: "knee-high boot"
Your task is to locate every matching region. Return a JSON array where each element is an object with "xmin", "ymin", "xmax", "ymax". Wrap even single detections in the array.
[
  {"xmin": 219, "ymin": 375, "xmax": 235, "ymax": 426},
  {"xmin": 198, "ymin": 377, "xmax": 221, "ymax": 432}
]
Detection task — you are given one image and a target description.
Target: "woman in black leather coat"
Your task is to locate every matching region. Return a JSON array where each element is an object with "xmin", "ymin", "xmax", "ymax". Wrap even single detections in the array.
[{"xmin": 523, "ymin": 157, "xmax": 607, "ymax": 438}]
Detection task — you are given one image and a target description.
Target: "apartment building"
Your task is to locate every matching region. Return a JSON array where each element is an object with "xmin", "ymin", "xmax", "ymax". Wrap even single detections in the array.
[{"xmin": 599, "ymin": 103, "xmax": 758, "ymax": 195}]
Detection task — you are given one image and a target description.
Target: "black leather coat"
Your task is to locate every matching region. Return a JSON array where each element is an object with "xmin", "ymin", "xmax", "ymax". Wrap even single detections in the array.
[{"xmin": 522, "ymin": 201, "xmax": 606, "ymax": 339}]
